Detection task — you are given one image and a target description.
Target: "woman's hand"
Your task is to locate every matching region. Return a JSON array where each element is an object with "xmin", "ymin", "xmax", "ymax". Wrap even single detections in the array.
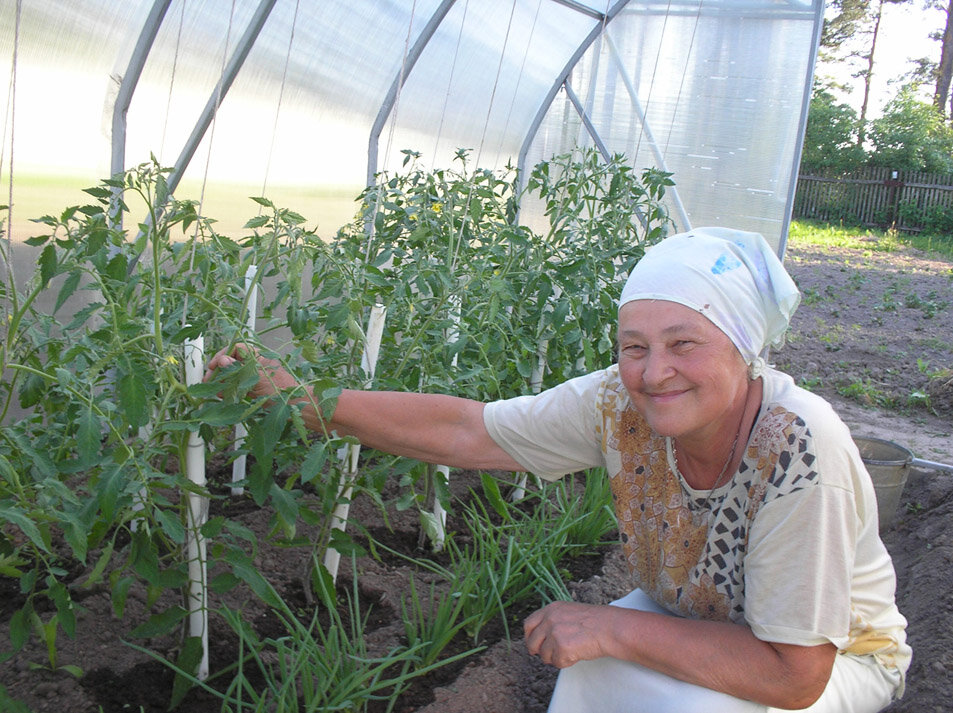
[
  {"xmin": 524, "ymin": 601, "xmax": 617, "ymax": 668},
  {"xmin": 203, "ymin": 343, "xmax": 301, "ymax": 401}
]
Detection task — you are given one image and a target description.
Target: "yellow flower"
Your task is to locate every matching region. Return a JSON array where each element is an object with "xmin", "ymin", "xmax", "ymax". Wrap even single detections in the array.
[{"xmin": 165, "ymin": 355, "xmax": 179, "ymax": 366}]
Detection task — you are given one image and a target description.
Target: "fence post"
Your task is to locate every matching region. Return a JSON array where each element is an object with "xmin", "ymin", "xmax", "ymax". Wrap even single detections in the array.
[{"xmin": 884, "ymin": 170, "xmax": 903, "ymax": 229}]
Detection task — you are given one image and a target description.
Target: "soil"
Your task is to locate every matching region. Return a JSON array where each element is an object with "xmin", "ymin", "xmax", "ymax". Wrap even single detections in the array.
[{"xmin": 2, "ymin": 233, "xmax": 953, "ymax": 713}]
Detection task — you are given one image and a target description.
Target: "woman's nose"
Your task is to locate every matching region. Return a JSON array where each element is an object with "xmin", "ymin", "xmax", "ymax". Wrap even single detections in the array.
[{"xmin": 641, "ymin": 349, "xmax": 673, "ymax": 386}]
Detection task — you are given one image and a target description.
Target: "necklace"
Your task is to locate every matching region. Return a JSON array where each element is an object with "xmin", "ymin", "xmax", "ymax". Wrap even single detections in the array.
[{"xmin": 670, "ymin": 431, "xmax": 740, "ymax": 511}]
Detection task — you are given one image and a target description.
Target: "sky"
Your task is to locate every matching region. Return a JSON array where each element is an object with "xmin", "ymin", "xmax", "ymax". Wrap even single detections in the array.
[{"xmin": 820, "ymin": 2, "xmax": 948, "ymax": 117}]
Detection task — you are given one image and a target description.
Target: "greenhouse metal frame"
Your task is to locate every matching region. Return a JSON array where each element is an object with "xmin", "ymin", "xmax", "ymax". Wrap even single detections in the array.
[{"xmin": 3, "ymin": 0, "xmax": 823, "ymax": 251}]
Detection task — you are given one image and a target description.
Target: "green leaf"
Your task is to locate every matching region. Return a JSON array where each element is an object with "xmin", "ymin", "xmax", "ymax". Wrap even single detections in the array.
[
  {"xmin": 110, "ymin": 575, "xmax": 134, "ymax": 618},
  {"xmin": 208, "ymin": 572, "xmax": 240, "ymax": 594},
  {"xmin": 226, "ymin": 551, "xmax": 280, "ymax": 608},
  {"xmin": 155, "ymin": 507, "xmax": 186, "ymax": 544},
  {"xmin": 128, "ymin": 606, "xmax": 189, "ymax": 638},
  {"xmin": 269, "ymin": 483, "xmax": 299, "ymax": 537},
  {"xmin": 130, "ymin": 529, "xmax": 160, "ymax": 584},
  {"xmin": 309, "ymin": 561, "xmax": 337, "ymax": 609},
  {"xmin": 9, "ymin": 604, "xmax": 32, "ymax": 652},
  {"xmin": 169, "ymin": 635, "xmax": 205, "ymax": 707},
  {"xmin": 480, "ymin": 472, "xmax": 509, "ymax": 521},
  {"xmin": 16, "ymin": 372, "xmax": 47, "ymax": 410},
  {"xmin": 419, "ymin": 510, "xmax": 444, "ymax": 547},
  {"xmin": 36, "ymin": 611, "xmax": 59, "ymax": 668},
  {"xmin": 53, "ymin": 271, "xmax": 81, "ymax": 314},
  {"xmin": 84, "ymin": 540, "xmax": 115, "ymax": 589},
  {"xmin": 0, "ymin": 506, "xmax": 51, "ymax": 554},
  {"xmin": 186, "ymin": 381, "xmax": 226, "ymax": 398},
  {"xmin": 300, "ymin": 441, "xmax": 329, "ymax": 483},
  {"xmin": 58, "ymin": 664, "xmax": 84, "ymax": 679},
  {"xmin": 38, "ymin": 244, "xmax": 57, "ymax": 287},
  {"xmin": 191, "ymin": 402, "xmax": 249, "ymax": 427},
  {"xmin": 75, "ymin": 405, "xmax": 101, "ymax": 466},
  {"xmin": 61, "ymin": 513, "xmax": 89, "ymax": 564},
  {"xmin": 83, "ymin": 186, "xmax": 112, "ymax": 199},
  {"xmin": 48, "ymin": 580, "xmax": 76, "ymax": 638},
  {"xmin": 95, "ymin": 464, "xmax": 125, "ymax": 524},
  {"xmin": 243, "ymin": 215, "xmax": 270, "ymax": 229}
]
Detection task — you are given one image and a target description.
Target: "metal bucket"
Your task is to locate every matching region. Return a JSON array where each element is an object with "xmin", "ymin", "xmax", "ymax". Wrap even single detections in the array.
[{"xmin": 853, "ymin": 436, "xmax": 913, "ymax": 531}]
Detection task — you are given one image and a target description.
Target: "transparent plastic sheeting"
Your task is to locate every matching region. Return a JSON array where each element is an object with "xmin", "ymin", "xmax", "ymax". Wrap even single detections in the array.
[{"xmin": 1, "ymin": 0, "xmax": 822, "ymax": 250}]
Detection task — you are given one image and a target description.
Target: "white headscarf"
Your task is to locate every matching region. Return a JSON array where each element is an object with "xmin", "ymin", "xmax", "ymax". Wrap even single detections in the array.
[{"xmin": 618, "ymin": 227, "xmax": 801, "ymax": 378}]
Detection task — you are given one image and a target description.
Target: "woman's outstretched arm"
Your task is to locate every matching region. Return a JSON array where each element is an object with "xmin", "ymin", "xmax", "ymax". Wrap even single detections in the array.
[{"xmin": 204, "ymin": 345, "xmax": 525, "ymax": 472}]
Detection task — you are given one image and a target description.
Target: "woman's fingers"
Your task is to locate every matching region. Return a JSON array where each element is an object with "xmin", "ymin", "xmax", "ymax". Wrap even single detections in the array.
[
  {"xmin": 523, "ymin": 602, "xmax": 615, "ymax": 669},
  {"xmin": 202, "ymin": 343, "xmax": 257, "ymax": 383}
]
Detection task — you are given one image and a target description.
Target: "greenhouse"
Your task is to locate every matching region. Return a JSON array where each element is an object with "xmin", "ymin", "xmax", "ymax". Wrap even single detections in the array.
[
  {"xmin": 0, "ymin": 2, "xmax": 857, "ymax": 712},
  {"xmin": 3, "ymin": 0, "xmax": 823, "ymax": 249}
]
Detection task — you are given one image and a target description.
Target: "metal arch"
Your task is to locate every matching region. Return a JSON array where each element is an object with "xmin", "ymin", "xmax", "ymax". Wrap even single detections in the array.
[
  {"xmin": 517, "ymin": 0, "xmax": 633, "ymax": 181},
  {"xmin": 548, "ymin": 0, "xmax": 606, "ymax": 20},
  {"xmin": 777, "ymin": 0, "xmax": 825, "ymax": 260},
  {"xmin": 365, "ymin": 0, "xmax": 620, "ymax": 187},
  {"xmin": 111, "ymin": 0, "xmax": 279, "ymax": 200},
  {"xmin": 366, "ymin": 0, "xmax": 458, "ymax": 187},
  {"xmin": 110, "ymin": 0, "xmax": 174, "ymax": 183},
  {"xmin": 109, "ymin": 0, "xmax": 174, "ymax": 229},
  {"xmin": 604, "ymin": 32, "xmax": 692, "ymax": 231},
  {"xmin": 166, "ymin": 0, "xmax": 279, "ymax": 195},
  {"xmin": 562, "ymin": 82, "xmax": 611, "ymax": 163},
  {"xmin": 117, "ymin": 0, "xmax": 278, "ymax": 278}
]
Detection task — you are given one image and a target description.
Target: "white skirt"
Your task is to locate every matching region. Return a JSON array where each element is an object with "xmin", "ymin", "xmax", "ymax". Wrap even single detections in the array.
[{"xmin": 546, "ymin": 589, "xmax": 901, "ymax": 713}]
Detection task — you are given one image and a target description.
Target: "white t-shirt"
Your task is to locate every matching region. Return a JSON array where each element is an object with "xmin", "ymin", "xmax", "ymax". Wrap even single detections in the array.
[{"xmin": 483, "ymin": 365, "xmax": 911, "ymax": 686}]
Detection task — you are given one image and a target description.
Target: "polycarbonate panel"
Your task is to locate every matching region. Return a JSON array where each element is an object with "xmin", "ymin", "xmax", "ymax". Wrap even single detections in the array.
[
  {"xmin": 2, "ymin": 0, "xmax": 821, "ymax": 247},
  {"xmin": 378, "ymin": 0, "xmax": 603, "ymax": 174},
  {"xmin": 0, "ymin": 0, "xmax": 152, "ymax": 178},
  {"xmin": 123, "ymin": 1, "xmax": 455, "ymax": 188},
  {"xmin": 522, "ymin": 0, "xmax": 822, "ymax": 249}
]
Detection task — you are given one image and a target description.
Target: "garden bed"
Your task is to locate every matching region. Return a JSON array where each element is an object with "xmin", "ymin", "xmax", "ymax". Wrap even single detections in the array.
[{"xmin": 2, "ymin": 220, "xmax": 952, "ymax": 712}]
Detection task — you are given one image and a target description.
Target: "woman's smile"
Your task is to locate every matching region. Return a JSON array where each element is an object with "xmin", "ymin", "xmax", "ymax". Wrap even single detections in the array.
[{"xmin": 617, "ymin": 300, "xmax": 751, "ymax": 444}]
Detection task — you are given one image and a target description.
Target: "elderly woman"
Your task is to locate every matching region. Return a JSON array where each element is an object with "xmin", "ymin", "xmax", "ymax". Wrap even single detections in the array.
[{"xmin": 206, "ymin": 227, "xmax": 910, "ymax": 712}]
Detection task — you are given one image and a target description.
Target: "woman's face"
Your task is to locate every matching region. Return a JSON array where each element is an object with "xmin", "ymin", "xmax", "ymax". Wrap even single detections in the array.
[{"xmin": 617, "ymin": 299, "xmax": 750, "ymax": 443}]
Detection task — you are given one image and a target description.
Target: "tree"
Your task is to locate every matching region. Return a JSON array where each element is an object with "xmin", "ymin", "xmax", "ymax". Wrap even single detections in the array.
[
  {"xmin": 867, "ymin": 85, "xmax": 953, "ymax": 172},
  {"xmin": 819, "ymin": 0, "xmax": 871, "ymax": 64},
  {"xmin": 799, "ymin": 84, "xmax": 868, "ymax": 174},
  {"xmin": 930, "ymin": 0, "xmax": 953, "ymax": 118},
  {"xmin": 818, "ymin": 0, "xmax": 914, "ymax": 143}
]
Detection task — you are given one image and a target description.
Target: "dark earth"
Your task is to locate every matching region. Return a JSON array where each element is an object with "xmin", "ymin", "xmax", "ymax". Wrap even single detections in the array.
[{"xmin": 2, "ymin": 233, "xmax": 953, "ymax": 713}]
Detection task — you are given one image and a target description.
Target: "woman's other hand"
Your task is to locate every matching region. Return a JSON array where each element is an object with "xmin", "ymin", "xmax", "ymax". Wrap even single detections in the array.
[{"xmin": 524, "ymin": 601, "xmax": 617, "ymax": 668}]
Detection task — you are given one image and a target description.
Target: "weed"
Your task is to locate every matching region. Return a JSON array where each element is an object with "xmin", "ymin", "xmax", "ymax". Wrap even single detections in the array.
[
  {"xmin": 847, "ymin": 272, "xmax": 867, "ymax": 290},
  {"xmin": 802, "ymin": 287, "xmax": 821, "ymax": 305},
  {"xmin": 838, "ymin": 378, "xmax": 895, "ymax": 407},
  {"xmin": 798, "ymin": 376, "xmax": 824, "ymax": 391},
  {"xmin": 875, "ymin": 283, "xmax": 900, "ymax": 312}
]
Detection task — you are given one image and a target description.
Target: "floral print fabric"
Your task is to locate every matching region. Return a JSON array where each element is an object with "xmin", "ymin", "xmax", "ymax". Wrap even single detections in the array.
[{"xmin": 602, "ymin": 371, "xmax": 818, "ymax": 625}]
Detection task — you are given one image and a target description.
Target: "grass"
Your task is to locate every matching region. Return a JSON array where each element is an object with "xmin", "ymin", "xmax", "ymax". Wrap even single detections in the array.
[
  {"xmin": 784, "ymin": 219, "xmax": 953, "ymax": 416},
  {"xmin": 789, "ymin": 219, "xmax": 953, "ymax": 260},
  {"xmin": 4, "ymin": 171, "xmax": 364, "ymax": 243}
]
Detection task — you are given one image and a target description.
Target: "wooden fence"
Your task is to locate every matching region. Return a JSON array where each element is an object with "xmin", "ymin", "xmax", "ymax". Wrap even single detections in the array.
[{"xmin": 793, "ymin": 167, "xmax": 953, "ymax": 234}]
